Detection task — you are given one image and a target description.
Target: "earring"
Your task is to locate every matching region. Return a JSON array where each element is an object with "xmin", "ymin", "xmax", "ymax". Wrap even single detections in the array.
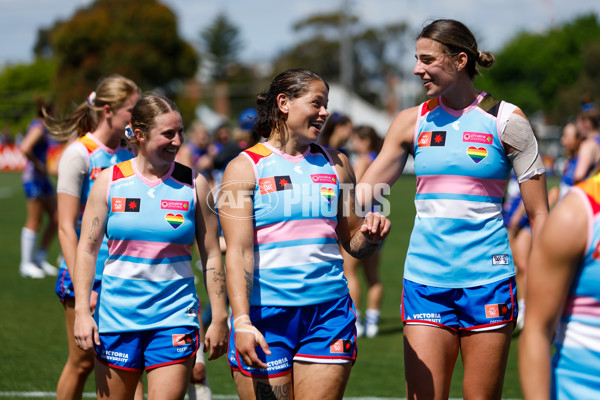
[{"xmin": 125, "ymin": 123, "xmax": 135, "ymax": 140}]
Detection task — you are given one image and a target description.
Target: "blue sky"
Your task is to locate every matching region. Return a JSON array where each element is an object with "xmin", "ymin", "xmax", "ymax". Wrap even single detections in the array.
[{"xmin": 2, "ymin": 0, "xmax": 600, "ymax": 68}]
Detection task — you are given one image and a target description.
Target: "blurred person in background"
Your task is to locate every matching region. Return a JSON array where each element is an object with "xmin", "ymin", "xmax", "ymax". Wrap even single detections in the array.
[
  {"xmin": 44, "ymin": 75, "xmax": 143, "ymax": 400},
  {"xmin": 19, "ymin": 97, "xmax": 59, "ymax": 278},
  {"xmin": 547, "ymin": 121, "xmax": 584, "ymax": 205},
  {"xmin": 177, "ymin": 120, "xmax": 214, "ymax": 183},
  {"xmin": 234, "ymin": 107, "xmax": 261, "ymax": 150},
  {"xmin": 318, "ymin": 111, "xmax": 353, "ymax": 155},
  {"xmin": 211, "ymin": 122, "xmax": 242, "ymax": 188},
  {"xmin": 344, "ymin": 124, "xmax": 385, "ymax": 338},
  {"xmin": 573, "ymin": 107, "xmax": 600, "ymax": 183}
]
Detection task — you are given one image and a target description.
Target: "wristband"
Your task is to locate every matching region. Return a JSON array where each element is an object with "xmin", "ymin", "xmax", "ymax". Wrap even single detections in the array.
[{"xmin": 233, "ymin": 314, "xmax": 265, "ymax": 346}]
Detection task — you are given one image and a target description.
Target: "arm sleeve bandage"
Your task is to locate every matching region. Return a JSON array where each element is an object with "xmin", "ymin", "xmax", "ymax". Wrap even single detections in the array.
[{"xmin": 501, "ymin": 113, "xmax": 545, "ymax": 183}]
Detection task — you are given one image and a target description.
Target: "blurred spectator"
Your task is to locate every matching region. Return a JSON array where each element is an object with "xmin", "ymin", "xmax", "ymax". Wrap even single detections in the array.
[
  {"xmin": 19, "ymin": 97, "xmax": 58, "ymax": 278},
  {"xmin": 318, "ymin": 111, "xmax": 353, "ymax": 155},
  {"xmin": 344, "ymin": 125, "xmax": 385, "ymax": 337},
  {"xmin": 178, "ymin": 120, "xmax": 214, "ymax": 182},
  {"xmin": 573, "ymin": 108, "xmax": 600, "ymax": 183}
]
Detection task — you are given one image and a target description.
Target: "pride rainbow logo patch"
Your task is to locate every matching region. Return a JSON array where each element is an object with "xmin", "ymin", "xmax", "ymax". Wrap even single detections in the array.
[
  {"xmin": 466, "ymin": 147, "xmax": 487, "ymax": 163},
  {"xmin": 165, "ymin": 213, "xmax": 184, "ymax": 229},
  {"xmin": 320, "ymin": 187, "xmax": 335, "ymax": 203}
]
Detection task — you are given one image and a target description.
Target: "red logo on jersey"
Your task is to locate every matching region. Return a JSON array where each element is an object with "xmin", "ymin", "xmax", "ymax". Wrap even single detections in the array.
[
  {"xmin": 111, "ymin": 197, "xmax": 140, "ymax": 212},
  {"xmin": 90, "ymin": 167, "xmax": 102, "ymax": 180},
  {"xmin": 418, "ymin": 131, "xmax": 446, "ymax": 147}
]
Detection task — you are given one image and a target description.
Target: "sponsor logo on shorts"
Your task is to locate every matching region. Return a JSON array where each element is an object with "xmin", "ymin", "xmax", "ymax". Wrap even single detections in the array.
[
  {"xmin": 100, "ymin": 350, "xmax": 129, "ymax": 363},
  {"xmin": 485, "ymin": 303, "xmax": 509, "ymax": 319},
  {"xmin": 330, "ymin": 339, "xmax": 352, "ymax": 354},
  {"xmin": 111, "ymin": 197, "xmax": 140, "ymax": 212},
  {"xmin": 172, "ymin": 333, "xmax": 193, "ymax": 347},
  {"xmin": 160, "ymin": 200, "xmax": 189, "ymax": 211},
  {"xmin": 411, "ymin": 313, "xmax": 442, "ymax": 323},
  {"xmin": 266, "ymin": 357, "xmax": 289, "ymax": 371},
  {"xmin": 492, "ymin": 254, "xmax": 509, "ymax": 265}
]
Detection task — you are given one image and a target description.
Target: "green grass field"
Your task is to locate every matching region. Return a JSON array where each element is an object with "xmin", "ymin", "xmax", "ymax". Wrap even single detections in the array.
[{"xmin": 0, "ymin": 171, "xmax": 534, "ymax": 399}]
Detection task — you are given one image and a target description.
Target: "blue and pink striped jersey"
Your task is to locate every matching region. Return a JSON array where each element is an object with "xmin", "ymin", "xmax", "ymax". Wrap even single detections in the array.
[
  {"xmin": 552, "ymin": 174, "xmax": 600, "ymax": 397},
  {"xmin": 404, "ymin": 92, "xmax": 516, "ymax": 288},
  {"xmin": 95, "ymin": 159, "xmax": 200, "ymax": 333},
  {"xmin": 243, "ymin": 142, "xmax": 348, "ymax": 306}
]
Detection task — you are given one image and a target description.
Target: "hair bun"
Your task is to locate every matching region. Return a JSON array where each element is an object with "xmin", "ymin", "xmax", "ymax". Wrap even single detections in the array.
[{"xmin": 477, "ymin": 51, "xmax": 495, "ymax": 68}]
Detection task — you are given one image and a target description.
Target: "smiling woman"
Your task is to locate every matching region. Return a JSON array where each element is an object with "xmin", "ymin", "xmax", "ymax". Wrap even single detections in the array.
[
  {"xmin": 218, "ymin": 68, "xmax": 391, "ymax": 400},
  {"xmin": 72, "ymin": 93, "xmax": 229, "ymax": 399},
  {"xmin": 357, "ymin": 19, "xmax": 549, "ymax": 400}
]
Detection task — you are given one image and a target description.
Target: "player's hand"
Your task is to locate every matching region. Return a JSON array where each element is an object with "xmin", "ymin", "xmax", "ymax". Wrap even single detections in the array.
[
  {"xmin": 360, "ymin": 211, "xmax": 391, "ymax": 243},
  {"xmin": 233, "ymin": 315, "xmax": 270, "ymax": 369},
  {"xmin": 73, "ymin": 311, "xmax": 99, "ymax": 351},
  {"xmin": 204, "ymin": 319, "xmax": 229, "ymax": 360}
]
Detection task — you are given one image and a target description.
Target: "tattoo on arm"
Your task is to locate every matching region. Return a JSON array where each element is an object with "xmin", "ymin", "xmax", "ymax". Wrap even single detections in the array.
[
  {"xmin": 255, "ymin": 381, "xmax": 291, "ymax": 400},
  {"xmin": 349, "ymin": 232, "xmax": 379, "ymax": 259},
  {"xmin": 244, "ymin": 269, "xmax": 253, "ymax": 302},
  {"xmin": 212, "ymin": 271, "xmax": 226, "ymax": 299},
  {"xmin": 88, "ymin": 217, "xmax": 100, "ymax": 242}
]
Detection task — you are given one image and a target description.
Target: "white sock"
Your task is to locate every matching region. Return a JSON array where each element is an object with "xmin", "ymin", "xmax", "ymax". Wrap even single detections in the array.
[
  {"xmin": 365, "ymin": 309, "xmax": 380, "ymax": 325},
  {"xmin": 21, "ymin": 227, "xmax": 37, "ymax": 265},
  {"xmin": 355, "ymin": 309, "xmax": 362, "ymax": 325},
  {"xmin": 518, "ymin": 298, "xmax": 525, "ymax": 314}
]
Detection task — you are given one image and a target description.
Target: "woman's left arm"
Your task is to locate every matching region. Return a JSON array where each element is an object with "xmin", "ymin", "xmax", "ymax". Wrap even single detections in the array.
[
  {"xmin": 194, "ymin": 174, "xmax": 228, "ymax": 360},
  {"xmin": 503, "ymin": 108, "xmax": 549, "ymax": 238},
  {"xmin": 332, "ymin": 150, "xmax": 391, "ymax": 259}
]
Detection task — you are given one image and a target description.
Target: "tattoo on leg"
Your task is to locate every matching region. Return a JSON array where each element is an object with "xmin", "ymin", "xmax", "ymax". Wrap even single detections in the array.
[{"xmin": 255, "ymin": 381, "xmax": 291, "ymax": 400}]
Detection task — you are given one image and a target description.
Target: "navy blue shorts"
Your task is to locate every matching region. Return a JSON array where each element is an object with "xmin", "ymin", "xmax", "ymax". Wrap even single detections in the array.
[
  {"xmin": 401, "ymin": 277, "xmax": 517, "ymax": 332},
  {"xmin": 228, "ymin": 294, "xmax": 357, "ymax": 378},
  {"xmin": 23, "ymin": 175, "xmax": 54, "ymax": 199},
  {"xmin": 95, "ymin": 326, "xmax": 199, "ymax": 371}
]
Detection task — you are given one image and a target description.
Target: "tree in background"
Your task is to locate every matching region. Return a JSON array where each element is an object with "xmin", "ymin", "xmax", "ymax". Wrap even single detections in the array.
[
  {"xmin": 0, "ymin": 60, "xmax": 55, "ymax": 135},
  {"xmin": 475, "ymin": 13, "xmax": 600, "ymax": 124},
  {"xmin": 199, "ymin": 12, "xmax": 244, "ymax": 118},
  {"xmin": 272, "ymin": 11, "xmax": 409, "ymax": 109},
  {"xmin": 38, "ymin": 0, "xmax": 198, "ymax": 120}
]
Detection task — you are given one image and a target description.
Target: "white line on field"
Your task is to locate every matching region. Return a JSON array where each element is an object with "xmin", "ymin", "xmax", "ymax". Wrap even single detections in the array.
[{"xmin": 0, "ymin": 393, "xmax": 523, "ymax": 400}]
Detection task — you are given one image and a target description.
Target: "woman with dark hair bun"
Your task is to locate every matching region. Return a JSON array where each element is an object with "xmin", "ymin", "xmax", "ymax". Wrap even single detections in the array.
[{"xmin": 357, "ymin": 19, "xmax": 549, "ymax": 399}]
